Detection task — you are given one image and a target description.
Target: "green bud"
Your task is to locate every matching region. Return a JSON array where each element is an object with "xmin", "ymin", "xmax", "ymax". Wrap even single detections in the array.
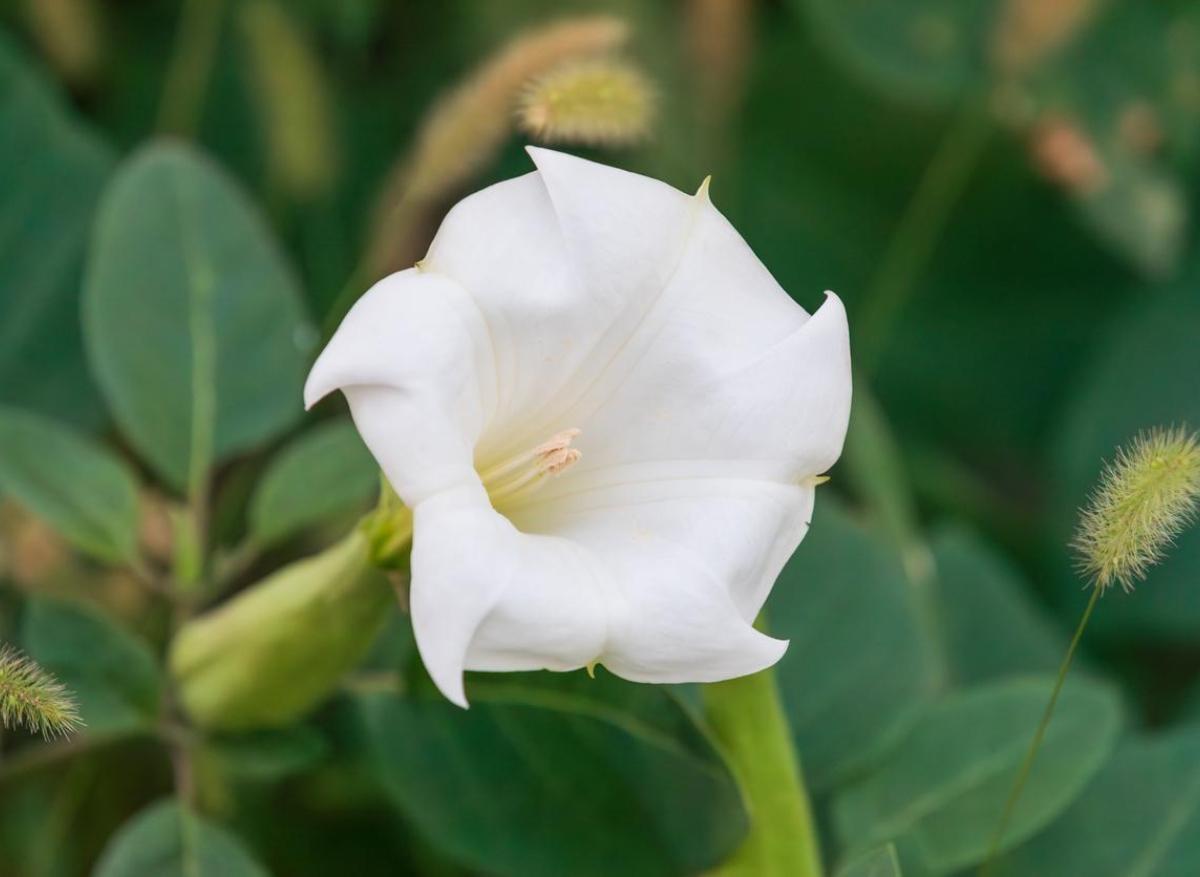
[{"xmin": 170, "ymin": 530, "xmax": 394, "ymax": 731}]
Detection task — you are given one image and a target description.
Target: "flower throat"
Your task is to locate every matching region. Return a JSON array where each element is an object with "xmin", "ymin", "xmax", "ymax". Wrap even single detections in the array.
[{"xmin": 479, "ymin": 428, "xmax": 583, "ymax": 508}]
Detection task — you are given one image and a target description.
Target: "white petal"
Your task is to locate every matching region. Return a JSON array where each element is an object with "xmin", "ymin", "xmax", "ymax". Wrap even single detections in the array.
[
  {"xmin": 568, "ymin": 291, "xmax": 853, "ymax": 481},
  {"xmin": 410, "ymin": 475, "xmax": 796, "ymax": 702},
  {"xmin": 422, "ymin": 149, "xmax": 705, "ymax": 464},
  {"xmin": 408, "ymin": 484, "xmax": 609, "ymax": 706},
  {"xmin": 304, "ymin": 269, "xmax": 493, "ymax": 505},
  {"xmin": 421, "ymin": 171, "xmax": 588, "ymax": 447},
  {"xmin": 513, "ymin": 467, "xmax": 816, "ymax": 622},
  {"xmin": 532, "ymin": 166, "xmax": 853, "ymax": 480}
]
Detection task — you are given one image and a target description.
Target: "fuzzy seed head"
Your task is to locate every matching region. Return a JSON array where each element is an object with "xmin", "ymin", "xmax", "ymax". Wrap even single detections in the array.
[
  {"xmin": 1073, "ymin": 427, "xmax": 1200, "ymax": 592},
  {"xmin": 517, "ymin": 59, "xmax": 655, "ymax": 146},
  {"xmin": 366, "ymin": 15, "xmax": 630, "ymax": 276},
  {"xmin": 0, "ymin": 645, "xmax": 82, "ymax": 739}
]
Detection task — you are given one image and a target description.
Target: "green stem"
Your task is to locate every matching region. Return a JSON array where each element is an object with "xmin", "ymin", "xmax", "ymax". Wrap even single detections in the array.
[
  {"xmin": 157, "ymin": 0, "xmax": 227, "ymax": 136},
  {"xmin": 858, "ymin": 99, "xmax": 993, "ymax": 371},
  {"xmin": 979, "ymin": 584, "xmax": 1102, "ymax": 876},
  {"xmin": 703, "ymin": 663, "xmax": 822, "ymax": 877}
]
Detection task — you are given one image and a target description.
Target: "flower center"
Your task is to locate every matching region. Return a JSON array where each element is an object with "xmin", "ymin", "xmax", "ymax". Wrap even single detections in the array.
[{"xmin": 479, "ymin": 428, "xmax": 582, "ymax": 509}]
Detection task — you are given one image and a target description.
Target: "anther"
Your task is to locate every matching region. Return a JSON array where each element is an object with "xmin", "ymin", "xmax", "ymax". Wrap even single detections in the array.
[{"xmin": 482, "ymin": 428, "xmax": 583, "ymax": 507}]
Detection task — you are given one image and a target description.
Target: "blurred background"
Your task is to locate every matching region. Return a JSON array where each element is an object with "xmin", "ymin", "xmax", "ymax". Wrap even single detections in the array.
[{"xmin": 2, "ymin": 0, "xmax": 1200, "ymax": 875}]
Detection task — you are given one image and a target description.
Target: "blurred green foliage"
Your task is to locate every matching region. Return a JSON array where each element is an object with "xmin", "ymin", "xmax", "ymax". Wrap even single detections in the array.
[{"xmin": 1, "ymin": 0, "xmax": 1199, "ymax": 875}]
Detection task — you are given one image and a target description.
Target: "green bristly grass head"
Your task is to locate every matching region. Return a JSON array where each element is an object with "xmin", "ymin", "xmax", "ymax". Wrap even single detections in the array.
[
  {"xmin": 0, "ymin": 645, "xmax": 82, "ymax": 739},
  {"xmin": 1073, "ymin": 426, "xmax": 1200, "ymax": 593}
]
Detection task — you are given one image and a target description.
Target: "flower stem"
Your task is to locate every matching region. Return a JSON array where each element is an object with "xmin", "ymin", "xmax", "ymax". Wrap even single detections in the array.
[
  {"xmin": 703, "ymin": 663, "xmax": 822, "ymax": 877},
  {"xmin": 979, "ymin": 584, "xmax": 1102, "ymax": 876},
  {"xmin": 857, "ymin": 99, "xmax": 993, "ymax": 371}
]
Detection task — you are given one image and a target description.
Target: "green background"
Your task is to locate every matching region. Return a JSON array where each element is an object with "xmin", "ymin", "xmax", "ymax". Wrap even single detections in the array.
[{"xmin": 2, "ymin": 0, "xmax": 1200, "ymax": 874}]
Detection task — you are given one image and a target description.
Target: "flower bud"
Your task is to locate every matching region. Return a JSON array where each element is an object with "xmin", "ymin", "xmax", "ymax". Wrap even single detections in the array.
[
  {"xmin": 170, "ymin": 530, "xmax": 394, "ymax": 730},
  {"xmin": 1073, "ymin": 426, "xmax": 1200, "ymax": 592}
]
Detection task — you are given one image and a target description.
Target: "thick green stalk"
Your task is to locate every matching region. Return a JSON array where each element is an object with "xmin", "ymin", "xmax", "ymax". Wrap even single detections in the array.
[
  {"xmin": 979, "ymin": 584, "xmax": 1102, "ymax": 875},
  {"xmin": 703, "ymin": 664, "xmax": 822, "ymax": 877}
]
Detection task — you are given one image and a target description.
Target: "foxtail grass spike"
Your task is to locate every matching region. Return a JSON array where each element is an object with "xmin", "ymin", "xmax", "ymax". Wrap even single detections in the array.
[
  {"xmin": 364, "ymin": 15, "xmax": 629, "ymax": 278},
  {"xmin": 517, "ymin": 59, "xmax": 655, "ymax": 146},
  {"xmin": 1073, "ymin": 426, "xmax": 1200, "ymax": 593},
  {"xmin": 0, "ymin": 645, "xmax": 82, "ymax": 739}
]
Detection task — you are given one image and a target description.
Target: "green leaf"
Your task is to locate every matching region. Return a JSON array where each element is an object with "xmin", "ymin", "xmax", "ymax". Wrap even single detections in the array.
[
  {"xmin": 836, "ymin": 844, "xmax": 903, "ymax": 877},
  {"xmin": 359, "ymin": 672, "xmax": 748, "ymax": 877},
  {"xmin": 248, "ymin": 418, "xmax": 377, "ymax": 547},
  {"xmin": 993, "ymin": 727, "xmax": 1200, "ymax": 876},
  {"xmin": 768, "ymin": 497, "xmax": 940, "ymax": 792},
  {"xmin": 832, "ymin": 675, "xmax": 1122, "ymax": 876},
  {"xmin": 83, "ymin": 143, "xmax": 315, "ymax": 494},
  {"xmin": 0, "ymin": 406, "xmax": 139, "ymax": 564},
  {"xmin": 93, "ymin": 799, "xmax": 269, "ymax": 877},
  {"xmin": 21, "ymin": 596, "xmax": 162, "ymax": 735},
  {"xmin": 0, "ymin": 33, "xmax": 113, "ymax": 430},
  {"xmin": 1049, "ymin": 278, "xmax": 1200, "ymax": 641},
  {"xmin": 793, "ymin": 0, "xmax": 995, "ymax": 103},
  {"xmin": 929, "ymin": 525, "xmax": 1067, "ymax": 686}
]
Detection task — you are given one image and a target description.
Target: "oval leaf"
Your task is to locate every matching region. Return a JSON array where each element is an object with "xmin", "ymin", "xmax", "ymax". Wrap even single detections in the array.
[
  {"xmin": 21, "ymin": 596, "xmax": 162, "ymax": 734},
  {"xmin": 248, "ymin": 418, "xmax": 377, "ymax": 547},
  {"xmin": 359, "ymin": 672, "xmax": 748, "ymax": 877},
  {"xmin": 768, "ymin": 497, "xmax": 940, "ymax": 792},
  {"xmin": 0, "ymin": 406, "xmax": 139, "ymax": 563},
  {"xmin": 83, "ymin": 143, "xmax": 314, "ymax": 493},
  {"xmin": 833, "ymin": 675, "xmax": 1122, "ymax": 876},
  {"xmin": 993, "ymin": 727, "xmax": 1200, "ymax": 876},
  {"xmin": 930, "ymin": 525, "xmax": 1068, "ymax": 686},
  {"xmin": 0, "ymin": 33, "xmax": 112, "ymax": 429},
  {"xmin": 93, "ymin": 799, "xmax": 269, "ymax": 877}
]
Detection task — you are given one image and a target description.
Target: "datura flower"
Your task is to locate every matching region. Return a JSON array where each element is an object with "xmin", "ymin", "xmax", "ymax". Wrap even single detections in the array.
[{"xmin": 306, "ymin": 148, "xmax": 852, "ymax": 707}]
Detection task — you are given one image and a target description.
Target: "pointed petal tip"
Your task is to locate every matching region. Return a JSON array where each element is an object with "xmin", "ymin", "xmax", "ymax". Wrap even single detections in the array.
[
  {"xmin": 524, "ymin": 144, "xmax": 565, "ymax": 166},
  {"xmin": 756, "ymin": 633, "xmax": 789, "ymax": 670},
  {"xmin": 411, "ymin": 602, "xmax": 475, "ymax": 709},
  {"xmin": 696, "ymin": 175, "xmax": 712, "ymax": 202},
  {"xmin": 427, "ymin": 660, "xmax": 470, "ymax": 709},
  {"xmin": 813, "ymin": 289, "xmax": 849, "ymax": 328},
  {"xmin": 302, "ymin": 356, "xmax": 336, "ymax": 411}
]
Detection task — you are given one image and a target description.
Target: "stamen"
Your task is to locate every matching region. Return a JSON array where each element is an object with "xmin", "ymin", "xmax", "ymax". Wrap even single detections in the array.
[{"xmin": 482, "ymin": 428, "xmax": 582, "ymax": 507}]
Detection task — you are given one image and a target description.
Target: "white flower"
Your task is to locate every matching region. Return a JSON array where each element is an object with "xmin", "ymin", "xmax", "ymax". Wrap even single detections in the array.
[{"xmin": 306, "ymin": 148, "xmax": 852, "ymax": 706}]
